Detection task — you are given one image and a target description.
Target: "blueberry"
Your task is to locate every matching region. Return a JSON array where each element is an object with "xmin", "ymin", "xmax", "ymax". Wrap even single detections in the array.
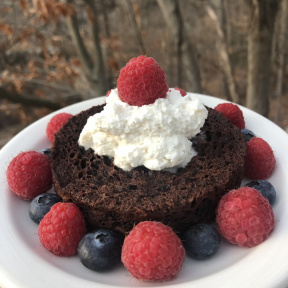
[
  {"xmin": 181, "ymin": 223, "xmax": 220, "ymax": 260},
  {"xmin": 29, "ymin": 193, "xmax": 62, "ymax": 224},
  {"xmin": 245, "ymin": 180, "xmax": 276, "ymax": 205},
  {"xmin": 78, "ymin": 229, "xmax": 124, "ymax": 271},
  {"xmin": 40, "ymin": 148, "xmax": 51, "ymax": 158},
  {"xmin": 241, "ymin": 129, "xmax": 256, "ymax": 142}
]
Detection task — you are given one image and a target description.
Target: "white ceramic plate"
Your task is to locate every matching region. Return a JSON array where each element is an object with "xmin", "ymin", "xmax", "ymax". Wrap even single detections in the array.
[{"xmin": 1, "ymin": 94, "xmax": 288, "ymax": 288}]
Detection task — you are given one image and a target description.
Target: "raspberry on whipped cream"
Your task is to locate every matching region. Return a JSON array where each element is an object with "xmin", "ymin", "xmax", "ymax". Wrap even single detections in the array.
[{"xmin": 78, "ymin": 88, "xmax": 208, "ymax": 171}]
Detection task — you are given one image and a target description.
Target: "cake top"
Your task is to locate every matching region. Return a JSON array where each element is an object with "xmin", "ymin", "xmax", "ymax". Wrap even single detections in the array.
[{"xmin": 78, "ymin": 56, "xmax": 208, "ymax": 171}]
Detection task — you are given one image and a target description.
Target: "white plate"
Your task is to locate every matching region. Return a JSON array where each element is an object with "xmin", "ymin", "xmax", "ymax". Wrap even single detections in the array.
[{"xmin": 1, "ymin": 94, "xmax": 288, "ymax": 288}]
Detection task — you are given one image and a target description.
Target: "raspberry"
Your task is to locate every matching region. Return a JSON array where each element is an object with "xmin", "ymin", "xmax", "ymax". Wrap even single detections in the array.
[
  {"xmin": 214, "ymin": 103, "xmax": 245, "ymax": 129},
  {"xmin": 6, "ymin": 151, "xmax": 52, "ymax": 201},
  {"xmin": 46, "ymin": 112, "xmax": 73, "ymax": 142},
  {"xmin": 121, "ymin": 221, "xmax": 185, "ymax": 281},
  {"xmin": 117, "ymin": 56, "xmax": 168, "ymax": 107},
  {"xmin": 106, "ymin": 90, "xmax": 111, "ymax": 97},
  {"xmin": 216, "ymin": 187, "xmax": 274, "ymax": 247},
  {"xmin": 245, "ymin": 137, "xmax": 276, "ymax": 180},
  {"xmin": 174, "ymin": 87, "xmax": 187, "ymax": 96},
  {"xmin": 39, "ymin": 202, "xmax": 86, "ymax": 256}
]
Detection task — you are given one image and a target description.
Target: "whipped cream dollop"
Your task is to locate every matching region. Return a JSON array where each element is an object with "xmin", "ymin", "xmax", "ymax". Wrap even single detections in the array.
[{"xmin": 78, "ymin": 88, "xmax": 208, "ymax": 171}]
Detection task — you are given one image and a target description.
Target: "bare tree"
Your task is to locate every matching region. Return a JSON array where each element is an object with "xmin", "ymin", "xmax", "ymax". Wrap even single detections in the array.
[
  {"xmin": 246, "ymin": 0, "xmax": 280, "ymax": 117},
  {"xmin": 0, "ymin": 86, "xmax": 62, "ymax": 110},
  {"xmin": 274, "ymin": 0, "xmax": 288, "ymax": 123},
  {"xmin": 119, "ymin": 0, "xmax": 146, "ymax": 55},
  {"xmin": 209, "ymin": 0, "xmax": 231, "ymax": 101},
  {"xmin": 156, "ymin": 0, "xmax": 202, "ymax": 93},
  {"xmin": 206, "ymin": 2, "xmax": 240, "ymax": 103},
  {"xmin": 60, "ymin": 0, "xmax": 108, "ymax": 97}
]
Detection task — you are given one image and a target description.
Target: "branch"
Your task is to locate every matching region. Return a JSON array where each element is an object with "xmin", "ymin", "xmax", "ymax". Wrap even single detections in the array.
[
  {"xmin": 157, "ymin": 0, "xmax": 202, "ymax": 92},
  {"xmin": 23, "ymin": 79, "xmax": 73, "ymax": 91},
  {"xmin": 83, "ymin": 0, "xmax": 108, "ymax": 94},
  {"xmin": 64, "ymin": 0, "xmax": 94, "ymax": 76},
  {"xmin": 274, "ymin": 0, "xmax": 288, "ymax": 123},
  {"xmin": 206, "ymin": 4, "xmax": 240, "ymax": 103},
  {"xmin": 84, "ymin": 0, "xmax": 102, "ymax": 74},
  {"xmin": 121, "ymin": 0, "xmax": 147, "ymax": 55},
  {"xmin": 0, "ymin": 86, "xmax": 62, "ymax": 110},
  {"xmin": 157, "ymin": 0, "xmax": 181, "ymax": 86},
  {"xmin": 156, "ymin": 0, "xmax": 180, "ymax": 39}
]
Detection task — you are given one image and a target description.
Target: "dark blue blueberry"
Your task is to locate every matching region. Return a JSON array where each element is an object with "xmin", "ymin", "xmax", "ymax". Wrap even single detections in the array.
[
  {"xmin": 181, "ymin": 223, "xmax": 220, "ymax": 260},
  {"xmin": 78, "ymin": 229, "xmax": 124, "ymax": 272},
  {"xmin": 29, "ymin": 193, "xmax": 62, "ymax": 224},
  {"xmin": 40, "ymin": 148, "xmax": 51, "ymax": 158},
  {"xmin": 241, "ymin": 129, "xmax": 256, "ymax": 142},
  {"xmin": 245, "ymin": 180, "xmax": 276, "ymax": 205}
]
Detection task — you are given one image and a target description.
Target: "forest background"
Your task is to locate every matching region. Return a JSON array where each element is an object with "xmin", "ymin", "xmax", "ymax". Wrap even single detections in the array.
[{"xmin": 0, "ymin": 0, "xmax": 287, "ymax": 149}]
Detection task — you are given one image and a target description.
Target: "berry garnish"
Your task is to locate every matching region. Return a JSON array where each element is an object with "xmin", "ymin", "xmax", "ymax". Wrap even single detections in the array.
[
  {"xmin": 6, "ymin": 151, "xmax": 52, "ymax": 201},
  {"xmin": 241, "ymin": 128, "xmax": 256, "ymax": 142},
  {"xmin": 46, "ymin": 112, "xmax": 73, "ymax": 142},
  {"xmin": 216, "ymin": 187, "xmax": 274, "ymax": 247},
  {"xmin": 174, "ymin": 87, "xmax": 187, "ymax": 96},
  {"xmin": 245, "ymin": 180, "xmax": 276, "ymax": 205},
  {"xmin": 39, "ymin": 202, "xmax": 86, "ymax": 256},
  {"xmin": 245, "ymin": 137, "xmax": 276, "ymax": 180},
  {"xmin": 181, "ymin": 223, "xmax": 220, "ymax": 260},
  {"xmin": 78, "ymin": 228, "xmax": 124, "ymax": 271},
  {"xmin": 29, "ymin": 193, "xmax": 62, "ymax": 224},
  {"xmin": 121, "ymin": 221, "xmax": 185, "ymax": 281},
  {"xmin": 214, "ymin": 103, "xmax": 245, "ymax": 129},
  {"xmin": 117, "ymin": 56, "xmax": 168, "ymax": 107},
  {"xmin": 40, "ymin": 148, "xmax": 51, "ymax": 158},
  {"xmin": 106, "ymin": 90, "xmax": 111, "ymax": 97}
]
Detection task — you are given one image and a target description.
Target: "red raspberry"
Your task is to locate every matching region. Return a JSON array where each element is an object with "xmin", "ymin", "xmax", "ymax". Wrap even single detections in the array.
[
  {"xmin": 106, "ymin": 90, "xmax": 111, "ymax": 97},
  {"xmin": 117, "ymin": 56, "xmax": 168, "ymax": 107},
  {"xmin": 216, "ymin": 187, "xmax": 274, "ymax": 247},
  {"xmin": 105, "ymin": 90, "xmax": 111, "ymax": 104},
  {"xmin": 46, "ymin": 112, "xmax": 73, "ymax": 142},
  {"xmin": 121, "ymin": 221, "xmax": 185, "ymax": 281},
  {"xmin": 214, "ymin": 103, "xmax": 245, "ymax": 129},
  {"xmin": 6, "ymin": 151, "xmax": 52, "ymax": 201},
  {"xmin": 174, "ymin": 87, "xmax": 187, "ymax": 96},
  {"xmin": 39, "ymin": 202, "xmax": 86, "ymax": 256},
  {"xmin": 245, "ymin": 137, "xmax": 276, "ymax": 180}
]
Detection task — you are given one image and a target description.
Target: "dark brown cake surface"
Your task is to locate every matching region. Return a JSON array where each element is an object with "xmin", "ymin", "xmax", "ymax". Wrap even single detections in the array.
[{"xmin": 51, "ymin": 104, "xmax": 246, "ymax": 234}]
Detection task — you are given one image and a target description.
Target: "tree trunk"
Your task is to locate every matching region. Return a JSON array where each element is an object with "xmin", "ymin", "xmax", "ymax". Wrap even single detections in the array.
[
  {"xmin": 0, "ymin": 85, "xmax": 63, "ymax": 110},
  {"xmin": 99, "ymin": 0, "xmax": 115, "ymax": 89},
  {"xmin": 156, "ymin": 0, "xmax": 202, "ymax": 93},
  {"xmin": 85, "ymin": 0, "xmax": 108, "ymax": 96},
  {"xmin": 65, "ymin": 0, "xmax": 94, "ymax": 77},
  {"xmin": 274, "ymin": 0, "xmax": 288, "ymax": 123},
  {"xmin": 64, "ymin": 0, "xmax": 108, "ymax": 97},
  {"xmin": 210, "ymin": 0, "xmax": 231, "ymax": 101},
  {"xmin": 119, "ymin": 0, "xmax": 146, "ymax": 55},
  {"xmin": 206, "ymin": 3, "xmax": 240, "ymax": 103},
  {"xmin": 156, "ymin": 0, "xmax": 180, "ymax": 86},
  {"xmin": 246, "ymin": 0, "xmax": 280, "ymax": 117}
]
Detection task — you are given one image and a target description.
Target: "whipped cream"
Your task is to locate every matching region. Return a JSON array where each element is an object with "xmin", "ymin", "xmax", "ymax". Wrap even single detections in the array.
[{"xmin": 78, "ymin": 88, "xmax": 208, "ymax": 171}]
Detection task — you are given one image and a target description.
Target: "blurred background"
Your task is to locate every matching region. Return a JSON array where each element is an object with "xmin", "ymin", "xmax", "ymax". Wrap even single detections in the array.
[{"xmin": 0, "ymin": 0, "xmax": 287, "ymax": 148}]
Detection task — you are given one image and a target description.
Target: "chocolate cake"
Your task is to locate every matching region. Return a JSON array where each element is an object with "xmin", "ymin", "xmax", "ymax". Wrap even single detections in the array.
[{"xmin": 51, "ymin": 104, "xmax": 246, "ymax": 234}]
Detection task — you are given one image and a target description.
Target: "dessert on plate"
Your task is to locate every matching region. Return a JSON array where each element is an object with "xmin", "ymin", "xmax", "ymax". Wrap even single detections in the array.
[
  {"xmin": 50, "ymin": 56, "xmax": 247, "ymax": 234},
  {"xmin": 4, "ymin": 55, "xmax": 278, "ymax": 284}
]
